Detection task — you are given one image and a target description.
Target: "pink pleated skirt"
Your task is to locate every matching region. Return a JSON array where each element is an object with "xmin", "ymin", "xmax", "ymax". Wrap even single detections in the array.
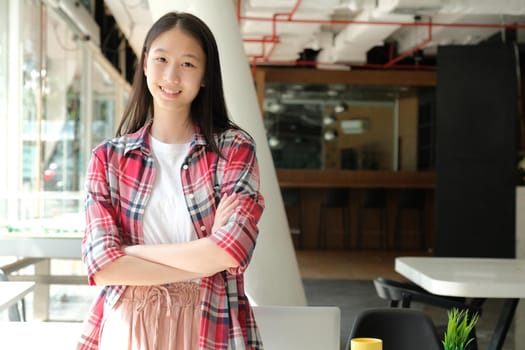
[{"xmin": 99, "ymin": 282, "xmax": 201, "ymax": 350}]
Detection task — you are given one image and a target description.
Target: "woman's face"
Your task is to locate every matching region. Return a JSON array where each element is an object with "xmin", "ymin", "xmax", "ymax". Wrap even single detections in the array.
[{"xmin": 144, "ymin": 26, "xmax": 206, "ymax": 118}]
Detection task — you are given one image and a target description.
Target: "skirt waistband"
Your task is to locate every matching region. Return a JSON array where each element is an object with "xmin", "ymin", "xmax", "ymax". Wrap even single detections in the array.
[{"xmin": 121, "ymin": 282, "xmax": 201, "ymax": 307}]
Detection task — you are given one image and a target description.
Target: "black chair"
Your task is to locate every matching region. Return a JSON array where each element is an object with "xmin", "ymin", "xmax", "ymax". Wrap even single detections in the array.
[
  {"xmin": 393, "ymin": 189, "xmax": 426, "ymax": 250},
  {"xmin": 373, "ymin": 277, "xmax": 483, "ymax": 350},
  {"xmin": 346, "ymin": 308, "xmax": 442, "ymax": 350},
  {"xmin": 318, "ymin": 189, "xmax": 350, "ymax": 249},
  {"xmin": 356, "ymin": 189, "xmax": 388, "ymax": 249},
  {"xmin": 281, "ymin": 188, "xmax": 303, "ymax": 248}
]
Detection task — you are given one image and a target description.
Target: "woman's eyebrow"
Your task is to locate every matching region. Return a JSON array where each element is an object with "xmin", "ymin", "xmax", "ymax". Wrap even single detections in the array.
[
  {"xmin": 182, "ymin": 53, "xmax": 202, "ymax": 62},
  {"xmin": 150, "ymin": 48, "xmax": 202, "ymax": 61}
]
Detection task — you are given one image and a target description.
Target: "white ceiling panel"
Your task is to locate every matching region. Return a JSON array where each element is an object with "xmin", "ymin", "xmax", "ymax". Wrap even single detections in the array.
[
  {"xmin": 244, "ymin": 33, "xmax": 315, "ymax": 61},
  {"xmin": 390, "ymin": 13, "xmax": 525, "ymax": 53},
  {"xmin": 246, "ymin": 0, "xmax": 341, "ymax": 11},
  {"xmin": 241, "ymin": 10, "xmax": 330, "ymax": 36},
  {"xmin": 99, "ymin": 0, "xmax": 525, "ymax": 65},
  {"xmin": 439, "ymin": 0, "xmax": 525, "ymax": 15}
]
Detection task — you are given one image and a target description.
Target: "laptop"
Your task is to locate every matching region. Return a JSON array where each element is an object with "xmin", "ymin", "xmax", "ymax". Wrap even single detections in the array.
[{"xmin": 252, "ymin": 305, "xmax": 341, "ymax": 350}]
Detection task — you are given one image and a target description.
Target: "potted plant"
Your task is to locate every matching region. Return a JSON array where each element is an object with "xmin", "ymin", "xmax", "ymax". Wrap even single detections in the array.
[{"xmin": 442, "ymin": 308, "xmax": 480, "ymax": 350}]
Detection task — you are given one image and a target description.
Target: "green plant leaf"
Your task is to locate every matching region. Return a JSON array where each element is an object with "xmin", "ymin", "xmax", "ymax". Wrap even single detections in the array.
[{"xmin": 442, "ymin": 308, "xmax": 479, "ymax": 350}]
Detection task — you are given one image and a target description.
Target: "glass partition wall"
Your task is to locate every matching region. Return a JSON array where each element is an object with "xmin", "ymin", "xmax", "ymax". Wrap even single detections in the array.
[
  {"xmin": 0, "ymin": 0, "xmax": 130, "ymax": 235},
  {"xmin": 264, "ymin": 82, "xmax": 424, "ymax": 170},
  {"xmin": 264, "ymin": 82, "xmax": 429, "ymax": 171}
]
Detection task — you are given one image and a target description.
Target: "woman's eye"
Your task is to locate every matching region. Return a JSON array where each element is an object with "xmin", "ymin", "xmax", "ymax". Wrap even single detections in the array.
[
  {"xmin": 181, "ymin": 62, "xmax": 195, "ymax": 68},
  {"xmin": 155, "ymin": 57, "xmax": 166, "ymax": 63}
]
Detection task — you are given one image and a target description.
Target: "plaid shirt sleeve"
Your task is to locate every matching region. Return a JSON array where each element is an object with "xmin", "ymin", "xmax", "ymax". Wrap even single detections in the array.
[
  {"xmin": 207, "ymin": 130, "xmax": 265, "ymax": 275},
  {"xmin": 82, "ymin": 146, "xmax": 126, "ymax": 285}
]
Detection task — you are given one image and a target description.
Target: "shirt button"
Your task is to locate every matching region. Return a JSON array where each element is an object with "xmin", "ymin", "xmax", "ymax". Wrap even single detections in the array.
[
  {"xmin": 182, "ymin": 164, "xmax": 189, "ymax": 170},
  {"xmin": 188, "ymin": 193, "xmax": 194, "ymax": 199},
  {"xmin": 200, "ymin": 226, "xmax": 206, "ymax": 231}
]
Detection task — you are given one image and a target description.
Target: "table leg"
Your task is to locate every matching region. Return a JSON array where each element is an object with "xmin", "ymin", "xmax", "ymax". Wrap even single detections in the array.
[
  {"xmin": 488, "ymin": 299, "xmax": 519, "ymax": 350},
  {"xmin": 33, "ymin": 259, "xmax": 50, "ymax": 320}
]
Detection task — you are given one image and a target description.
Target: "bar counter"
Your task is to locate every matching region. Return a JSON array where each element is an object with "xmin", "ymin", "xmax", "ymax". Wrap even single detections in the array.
[
  {"xmin": 275, "ymin": 170, "xmax": 435, "ymax": 250},
  {"xmin": 276, "ymin": 169, "xmax": 435, "ymax": 189}
]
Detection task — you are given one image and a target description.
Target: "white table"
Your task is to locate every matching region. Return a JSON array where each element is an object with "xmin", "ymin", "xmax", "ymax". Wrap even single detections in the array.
[
  {"xmin": 395, "ymin": 256, "xmax": 525, "ymax": 350},
  {"xmin": 253, "ymin": 306, "xmax": 340, "ymax": 350},
  {"xmin": 0, "ymin": 307, "xmax": 340, "ymax": 350},
  {"xmin": 0, "ymin": 235, "xmax": 82, "ymax": 259},
  {"xmin": 0, "ymin": 234, "xmax": 83, "ymax": 320},
  {"xmin": 0, "ymin": 281, "xmax": 35, "ymax": 320},
  {"xmin": 0, "ymin": 321, "xmax": 82, "ymax": 349}
]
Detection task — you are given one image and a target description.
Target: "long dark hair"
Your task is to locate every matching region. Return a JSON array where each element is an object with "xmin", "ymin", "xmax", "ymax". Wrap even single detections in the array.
[{"xmin": 116, "ymin": 12, "xmax": 237, "ymax": 154}]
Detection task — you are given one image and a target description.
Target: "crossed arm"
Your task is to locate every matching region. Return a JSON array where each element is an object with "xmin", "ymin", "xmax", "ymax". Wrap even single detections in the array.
[{"xmin": 92, "ymin": 193, "xmax": 240, "ymax": 286}]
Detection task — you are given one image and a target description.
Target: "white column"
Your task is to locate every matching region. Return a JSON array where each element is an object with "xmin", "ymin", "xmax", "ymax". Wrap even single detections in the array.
[{"xmin": 149, "ymin": 0, "xmax": 306, "ymax": 306}]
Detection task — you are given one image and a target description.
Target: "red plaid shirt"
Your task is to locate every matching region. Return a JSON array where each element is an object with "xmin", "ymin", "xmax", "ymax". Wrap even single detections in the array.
[{"xmin": 79, "ymin": 121, "xmax": 265, "ymax": 349}]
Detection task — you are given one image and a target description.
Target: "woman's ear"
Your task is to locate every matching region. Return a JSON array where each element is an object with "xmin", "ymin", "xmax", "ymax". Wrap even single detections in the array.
[{"xmin": 201, "ymin": 81, "xmax": 206, "ymax": 87}]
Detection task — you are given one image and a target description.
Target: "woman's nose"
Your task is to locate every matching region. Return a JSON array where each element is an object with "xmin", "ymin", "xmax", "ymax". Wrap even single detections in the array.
[{"xmin": 164, "ymin": 64, "xmax": 180, "ymax": 82}]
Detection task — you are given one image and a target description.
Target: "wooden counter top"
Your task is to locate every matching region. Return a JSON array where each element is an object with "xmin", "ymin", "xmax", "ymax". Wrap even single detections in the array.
[{"xmin": 276, "ymin": 169, "xmax": 435, "ymax": 188}]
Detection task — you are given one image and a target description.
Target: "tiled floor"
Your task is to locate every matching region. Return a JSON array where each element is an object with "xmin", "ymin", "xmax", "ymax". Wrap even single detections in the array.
[{"xmin": 296, "ymin": 248, "xmax": 429, "ymax": 280}]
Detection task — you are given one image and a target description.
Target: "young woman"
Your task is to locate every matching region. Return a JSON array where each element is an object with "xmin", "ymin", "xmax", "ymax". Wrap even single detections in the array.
[{"xmin": 78, "ymin": 12, "xmax": 265, "ymax": 350}]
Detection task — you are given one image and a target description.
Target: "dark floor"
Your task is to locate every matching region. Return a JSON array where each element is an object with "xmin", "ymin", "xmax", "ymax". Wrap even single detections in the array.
[{"xmin": 302, "ymin": 278, "xmax": 517, "ymax": 350}]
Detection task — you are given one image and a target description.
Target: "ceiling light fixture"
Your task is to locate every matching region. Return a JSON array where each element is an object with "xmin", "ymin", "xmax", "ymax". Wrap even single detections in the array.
[
  {"xmin": 334, "ymin": 102, "xmax": 348, "ymax": 113},
  {"xmin": 268, "ymin": 135, "xmax": 281, "ymax": 148},
  {"xmin": 323, "ymin": 114, "xmax": 337, "ymax": 126},
  {"xmin": 323, "ymin": 130, "xmax": 338, "ymax": 142}
]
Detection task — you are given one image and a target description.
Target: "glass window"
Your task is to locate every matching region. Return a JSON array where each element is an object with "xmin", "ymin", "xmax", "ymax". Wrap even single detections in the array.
[
  {"xmin": 264, "ymin": 88, "xmax": 323, "ymax": 169},
  {"xmin": 92, "ymin": 60, "xmax": 116, "ymax": 145},
  {"xmin": 21, "ymin": 0, "xmax": 43, "ymax": 193},
  {"xmin": 0, "ymin": 0, "xmax": 129, "ymax": 235},
  {"xmin": 40, "ymin": 9, "xmax": 84, "ymax": 194},
  {"xmin": 16, "ymin": 4, "xmax": 84, "ymax": 229},
  {"xmin": 0, "ymin": 0, "xmax": 7, "ymax": 224},
  {"xmin": 0, "ymin": 1, "xmax": 6, "ymax": 120}
]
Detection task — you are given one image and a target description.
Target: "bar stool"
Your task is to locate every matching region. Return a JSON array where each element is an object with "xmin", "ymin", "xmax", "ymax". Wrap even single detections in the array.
[
  {"xmin": 393, "ymin": 189, "xmax": 426, "ymax": 250},
  {"xmin": 318, "ymin": 189, "xmax": 350, "ymax": 249},
  {"xmin": 356, "ymin": 189, "xmax": 388, "ymax": 249},
  {"xmin": 281, "ymin": 188, "xmax": 303, "ymax": 249}
]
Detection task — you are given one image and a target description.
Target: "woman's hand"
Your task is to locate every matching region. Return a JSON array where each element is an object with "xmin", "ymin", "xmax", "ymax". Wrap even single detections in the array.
[{"xmin": 212, "ymin": 192, "xmax": 239, "ymax": 233}]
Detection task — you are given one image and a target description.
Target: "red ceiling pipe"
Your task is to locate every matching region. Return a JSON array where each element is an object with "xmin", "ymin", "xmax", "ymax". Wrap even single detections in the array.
[
  {"xmin": 239, "ymin": 0, "xmax": 525, "ymax": 71},
  {"xmin": 384, "ymin": 17, "xmax": 433, "ymax": 67},
  {"xmin": 240, "ymin": 14, "xmax": 525, "ymax": 29},
  {"xmin": 247, "ymin": 35, "xmax": 280, "ymax": 76},
  {"xmin": 238, "ymin": 0, "xmax": 437, "ymax": 71},
  {"xmin": 237, "ymin": 0, "xmax": 279, "ymax": 65},
  {"xmin": 271, "ymin": 0, "xmax": 302, "ymax": 43},
  {"xmin": 238, "ymin": 0, "xmax": 302, "ymax": 70},
  {"xmin": 250, "ymin": 56, "xmax": 259, "ymax": 76},
  {"xmin": 243, "ymin": 37, "xmax": 280, "ymax": 43},
  {"xmin": 266, "ymin": 0, "xmax": 301, "ymax": 62}
]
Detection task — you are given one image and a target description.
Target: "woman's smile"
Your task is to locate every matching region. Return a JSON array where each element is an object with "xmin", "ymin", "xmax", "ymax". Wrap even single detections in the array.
[{"xmin": 159, "ymin": 85, "xmax": 182, "ymax": 98}]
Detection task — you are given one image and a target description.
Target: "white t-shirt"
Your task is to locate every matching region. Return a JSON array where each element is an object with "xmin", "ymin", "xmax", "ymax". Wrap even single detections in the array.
[{"xmin": 143, "ymin": 134, "xmax": 197, "ymax": 244}]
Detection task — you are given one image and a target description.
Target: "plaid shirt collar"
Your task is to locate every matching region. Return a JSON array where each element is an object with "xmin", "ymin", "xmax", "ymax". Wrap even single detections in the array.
[{"xmin": 123, "ymin": 120, "xmax": 208, "ymax": 156}]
